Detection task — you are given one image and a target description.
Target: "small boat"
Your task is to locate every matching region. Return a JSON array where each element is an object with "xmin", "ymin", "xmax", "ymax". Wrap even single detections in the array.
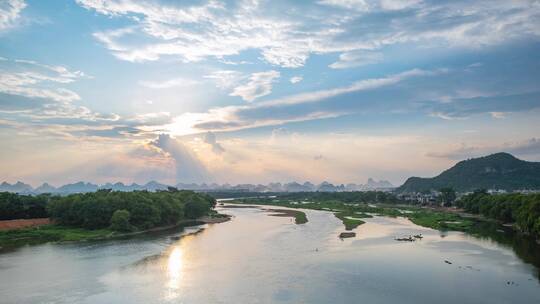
[
  {"xmin": 395, "ymin": 236, "xmax": 415, "ymax": 242},
  {"xmin": 413, "ymin": 234, "xmax": 423, "ymax": 239},
  {"xmin": 339, "ymin": 232, "xmax": 356, "ymax": 238}
]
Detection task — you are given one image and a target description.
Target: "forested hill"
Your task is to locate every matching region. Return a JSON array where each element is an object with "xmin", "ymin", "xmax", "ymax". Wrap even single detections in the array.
[{"xmin": 397, "ymin": 153, "xmax": 540, "ymax": 193}]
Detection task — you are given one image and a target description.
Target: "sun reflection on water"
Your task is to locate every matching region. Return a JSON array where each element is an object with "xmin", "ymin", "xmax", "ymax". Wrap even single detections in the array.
[{"xmin": 165, "ymin": 247, "xmax": 183, "ymax": 299}]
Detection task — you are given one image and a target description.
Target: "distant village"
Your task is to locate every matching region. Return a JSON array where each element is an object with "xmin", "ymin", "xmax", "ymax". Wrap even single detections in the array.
[{"xmin": 398, "ymin": 189, "xmax": 540, "ymax": 205}]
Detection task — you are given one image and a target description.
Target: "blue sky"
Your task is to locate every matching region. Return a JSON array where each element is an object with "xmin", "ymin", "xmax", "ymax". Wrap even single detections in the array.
[{"xmin": 0, "ymin": 0, "xmax": 539, "ymax": 186}]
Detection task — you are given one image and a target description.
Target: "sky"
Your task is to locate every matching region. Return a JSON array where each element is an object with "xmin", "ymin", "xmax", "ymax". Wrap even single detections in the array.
[{"xmin": 0, "ymin": 0, "xmax": 539, "ymax": 187}]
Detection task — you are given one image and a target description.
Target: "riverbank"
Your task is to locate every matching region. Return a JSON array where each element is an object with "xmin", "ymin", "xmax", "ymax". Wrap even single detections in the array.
[
  {"xmin": 225, "ymin": 197, "xmax": 489, "ymax": 234},
  {"xmin": 266, "ymin": 208, "xmax": 308, "ymax": 224},
  {"xmin": 0, "ymin": 214, "xmax": 231, "ymax": 250}
]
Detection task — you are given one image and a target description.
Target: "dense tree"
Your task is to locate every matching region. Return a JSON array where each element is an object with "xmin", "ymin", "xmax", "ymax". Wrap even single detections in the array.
[
  {"xmin": 456, "ymin": 192, "xmax": 540, "ymax": 237},
  {"xmin": 184, "ymin": 201, "xmax": 208, "ymax": 219},
  {"xmin": 0, "ymin": 189, "xmax": 216, "ymax": 231},
  {"xmin": 110, "ymin": 209, "xmax": 132, "ymax": 232},
  {"xmin": 0, "ymin": 192, "xmax": 49, "ymax": 220}
]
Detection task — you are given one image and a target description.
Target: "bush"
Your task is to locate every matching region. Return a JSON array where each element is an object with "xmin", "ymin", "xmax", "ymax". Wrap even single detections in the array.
[{"xmin": 110, "ymin": 209, "xmax": 132, "ymax": 232}]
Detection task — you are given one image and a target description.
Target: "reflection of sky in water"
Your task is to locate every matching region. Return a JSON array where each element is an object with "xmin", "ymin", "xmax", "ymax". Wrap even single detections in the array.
[{"xmin": 0, "ymin": 206, "xmax": 539, "ymax": 304}]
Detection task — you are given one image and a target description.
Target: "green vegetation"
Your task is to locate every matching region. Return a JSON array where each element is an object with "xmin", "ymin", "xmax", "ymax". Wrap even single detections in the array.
[
  {"xmin": 228, "ymin": 190, "xmax": 540, "ymax": 238},
  {"xmin": 230, "ymin": 195, "xmax": 406, "ymax": 231},
  {"xmin": 292, "ymin": 210, "xmax": 308, "ymax": 224},
  {"xmin": 0, "ymin": 225, "xmax": 113, "ymax": 247},
  {"xmin": 268, "ymin": 209, "xmax": 308, "ymax": 224},
  {"xmin": 0, "ymin": 189, "xmax": 218, "ymax": 248},
  {"xmin": 47, "ymin": 189, "xmax": 215, "ymax": 230},
  {"xmin": 397, "ymin": 152, "xmax": 540, "ymax": 192},
  {"xmin": 456, "ymin": 191, "xmax": 540, "ymax": 237},
  {"xmin": 408, "ymin": 211, "xmax": 474, "ymax": 231},
  {"xmin": 278, "ymin": 191, "xmax": 401, "ymax": 204},
  {"xmin": 229, "ymin": 194, "xmax": 488, "ymax": 233},
  {"xmin": 0, "ymin": 192, "xmax": 49, "ymax": 220},
  {"xmin": 110, "ymin": 209, "xmax": 132, "ymax": 232},
  {"xmin": 334, "ymin": 212, "xmax": 366, "ymax": 230}
]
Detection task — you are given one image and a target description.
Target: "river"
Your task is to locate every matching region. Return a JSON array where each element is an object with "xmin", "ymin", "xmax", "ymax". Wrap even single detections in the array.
[{"xmin": 1, "ymin": 205, "xmax": 539, "ymax": 303}]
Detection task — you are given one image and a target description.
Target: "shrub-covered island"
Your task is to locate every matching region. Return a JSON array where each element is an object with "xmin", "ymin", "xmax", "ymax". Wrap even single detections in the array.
[{"xmin": 0, "ymin": 189, "xmax": 221, "ymax": 248}]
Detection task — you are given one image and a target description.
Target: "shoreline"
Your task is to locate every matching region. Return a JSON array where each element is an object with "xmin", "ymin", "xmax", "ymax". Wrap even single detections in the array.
[
  {"xmin": 0, "ymin": 214, "xmax": 232, "ymax": 250},
  {"xmin": 59, "ymin": 215, "xmax": 233, "ymax": 242},
  {"xmin": 223, "ymin": 200, "xmax": 509, "ymax": 235}
]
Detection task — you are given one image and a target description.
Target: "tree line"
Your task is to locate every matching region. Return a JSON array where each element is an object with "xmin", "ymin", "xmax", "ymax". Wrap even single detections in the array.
[
  {"xmin": 279, "ymin": 191, "xmax": 402, "ymax": 204},
  {"xmin": 0, "ymin": 192, "xmax": 49, "ymax": 220},
  {"xmin": 456, "ymin": 191, "xmax": 540, "ymax": 237},
  {"xmin": 0, "ymin": 189, "xmax": 216, "ymax": 232}
]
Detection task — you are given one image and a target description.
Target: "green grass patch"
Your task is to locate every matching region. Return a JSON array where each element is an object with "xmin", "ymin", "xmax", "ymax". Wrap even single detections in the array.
[
  {"xmin": 267, "ymin": 209, "xmax": 308, "ymax": 224},
  {"xmin": 292, "ymin": 210, "xmax": 308, "ymax": 224},
  {"xmin": 408, "ymin": 211, "xmax": 475, "ymax": 231},
  {"xmin": 334, "ymin": 212, "xmax": 366, "ymax": 230},
  {"xmin": 229, "ymin": 197, "xmax": 479, "ymax": 233}
]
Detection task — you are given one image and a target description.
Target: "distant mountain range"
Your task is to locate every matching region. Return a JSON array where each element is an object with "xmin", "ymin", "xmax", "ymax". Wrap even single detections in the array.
[
  {"xmin": 5, "ymin": 153, "xmax": 538, "ymax": 195},
  {"xmin": 397, "ymin": 152, "xmax": 540, "ymax": 193},
  {"xmin": 0, "ymin": 178, "xmax": 394, "ymax": 195}
]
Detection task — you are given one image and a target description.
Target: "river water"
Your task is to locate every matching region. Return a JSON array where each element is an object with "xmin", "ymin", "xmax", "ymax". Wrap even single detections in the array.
[{"xmin": 1, "ymin": 205, "xmax": 539, "ymax": 304}]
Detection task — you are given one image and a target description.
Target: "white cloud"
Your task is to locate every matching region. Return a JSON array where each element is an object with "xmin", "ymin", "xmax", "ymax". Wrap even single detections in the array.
[
  {"xmin": 0, "ymin": 58, "xmax": 85, "ymax": 103},
  {"xmin": 490, "ymin": 112, "xmax": 506, "ymax": 119},
  {"xmin": 23, "ymin": 103, "xmax": 120, "ymax": 122},
  {"xmin": 429, "ymin": 112, "xmax": 465, "ymax": 121},
  {"xmin": 329, "ymin": 50, "xmax": 383, "ymax": 69},
  {"xmin": 379, "ymin": 0, "xmax": 421, "ymax": 11},
  {"xmin": 139, "ymin": 77, "xmax": 199, "ymax": 89},
  {"xmin": 130, "ymin": 112, "xmax": 171, "ymax": 125},
  {"xmin": 260, "ymin": 68, "xmax": 440, "ymax": 107},
  {"xmin": 290, "ymin": 76, "xmax": 303, "ymax": 84},
  {"xmin": 317, "ymin": 0, "xmax": 370, "ymax": 11},
  {"xmin": 0, "ymin": 0, "xmax": 26, "ymax": 31},
  {"xmin": 318, "ymin": 0, "xmax": 425, "ymax": 12},
  {"xmin": 203, "ymin": 70, "xmax": 243, "ymax": 90},
  {"xmin": 230, "ymin": 70, "xmax": 280, "ymax": 102},
  {"xmin": 157, "ymin": 68, "xmax": 439, "ymax": 135},
  {"xmin": 77, "ymin": 0, "xmax": 540, "ymax": 67}
]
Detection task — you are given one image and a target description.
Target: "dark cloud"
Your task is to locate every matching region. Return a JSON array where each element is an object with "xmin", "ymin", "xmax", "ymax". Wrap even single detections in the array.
[
  {"xmin": 203, "ymin": 131, "xmax": 225, "ymax": 154},
  {"xmin": 150, "ymin": 134, "xmax": 209, "ymax": 183}
]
